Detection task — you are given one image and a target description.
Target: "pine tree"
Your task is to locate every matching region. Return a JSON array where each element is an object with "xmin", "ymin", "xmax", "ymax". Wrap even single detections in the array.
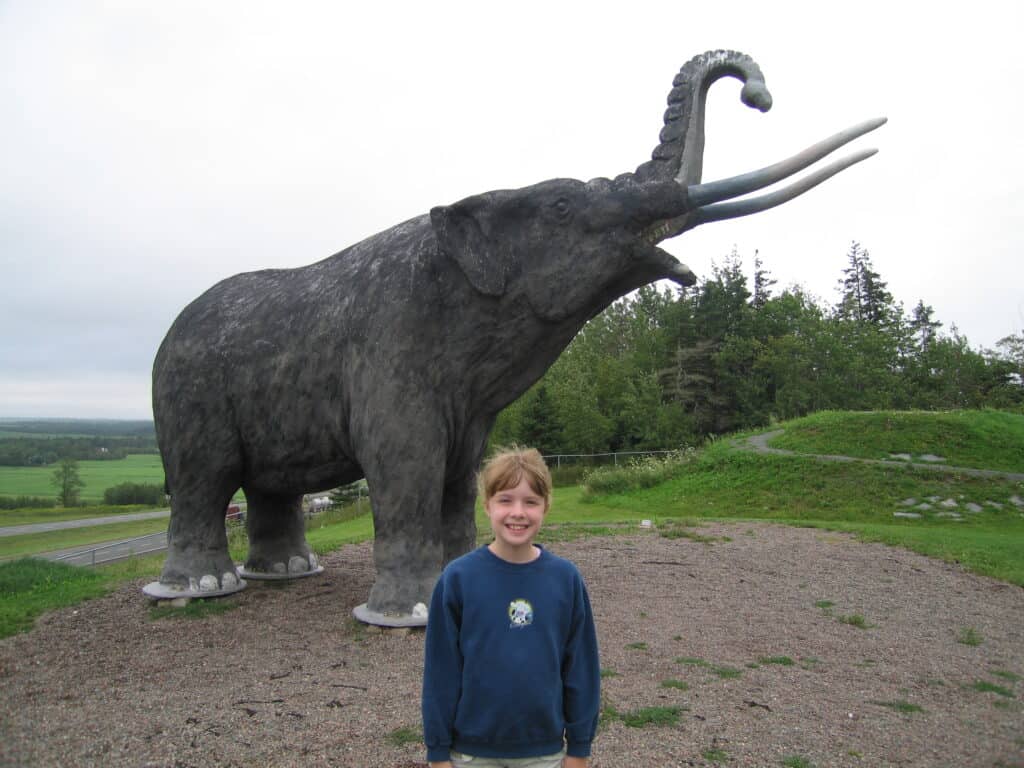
[
  {"xmin": 909, "ymin": 300, "xmax": 942, "ymax": 354},
  {"xmin": 837, "ymin": 241, "xmax": 894, "ymax": 326},
  {"xmin": 751, "ymin": 250, "xmax": 776, "ymax": 310}
]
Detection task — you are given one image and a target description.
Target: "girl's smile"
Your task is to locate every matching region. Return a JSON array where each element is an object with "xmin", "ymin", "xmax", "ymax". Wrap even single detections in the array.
[{"xmin": 485, "ymin": 477, "xmax": 548, "ymax": 562}]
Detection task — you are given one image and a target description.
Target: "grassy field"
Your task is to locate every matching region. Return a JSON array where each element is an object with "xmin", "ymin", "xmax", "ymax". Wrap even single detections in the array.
[
  {"xmin": 573, "ymin": 439, "xmax": 1024, "ymax": 586},
  {"xmin": 0, "ymin": 453, "xmax": 165, "ymax": 502},
  {"xmin": 767, "ymin": 409, "xmax": 1024, "ymax": 472},
  {"xmin": 1, "ymin": 409, "xmax": 1022, "ymax": 639}
]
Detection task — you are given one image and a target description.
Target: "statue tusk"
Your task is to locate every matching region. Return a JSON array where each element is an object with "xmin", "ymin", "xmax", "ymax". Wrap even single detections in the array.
[
  {"xmin": 684, "ymin": 117, "xmax": 887, "ymax": 207},
  {"xmin": 690, "ymin": 148, "xmax": 879, "ymax": 227},
  {"xmin": 643, "ymin": 145, "xmax": 880, "ymax": 244}
]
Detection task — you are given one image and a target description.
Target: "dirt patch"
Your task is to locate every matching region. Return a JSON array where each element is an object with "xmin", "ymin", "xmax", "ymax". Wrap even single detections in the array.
[{"xmin": 1, "ymin": 523, "xmax": 1022, "ymax": 767}]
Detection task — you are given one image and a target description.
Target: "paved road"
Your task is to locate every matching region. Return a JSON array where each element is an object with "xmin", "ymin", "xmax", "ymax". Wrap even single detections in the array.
[{"xmin": 0, "ymin": 508, "xmax": 170, "ymax": 537}]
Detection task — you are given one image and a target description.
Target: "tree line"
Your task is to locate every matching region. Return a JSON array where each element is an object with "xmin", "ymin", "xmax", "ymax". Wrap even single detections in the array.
[
  {"xmin": 0, "ymin": 435, "xmax": 159, "ymax": 467},
  {"xmin": 491, "ymin": 242, "xmax": 1024, "ymax": 455}
]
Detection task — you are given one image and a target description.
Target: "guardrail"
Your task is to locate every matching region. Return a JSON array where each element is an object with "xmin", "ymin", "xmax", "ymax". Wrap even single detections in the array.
[
  {"xmin": 543, "ymin": 450, "xmax": 676, "ymax": 467},
  {"xmin": 51, "ymin": 531, "xmax": 168, "ymax": 567}
]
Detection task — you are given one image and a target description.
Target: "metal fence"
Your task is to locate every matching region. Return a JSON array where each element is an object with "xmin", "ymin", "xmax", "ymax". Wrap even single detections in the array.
[
  {"xmin": 51, "ymin": 531, "xmax": 168, "ymax": 567},
  {"xmin": 542, "ymin": 450, "xmax": 676, "ymax": 468}
]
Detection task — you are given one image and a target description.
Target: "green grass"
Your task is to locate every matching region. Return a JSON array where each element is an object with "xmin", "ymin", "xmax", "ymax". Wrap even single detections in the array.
[
  {"xmin": 782, "ymin": 757, "xmax": 815, "ymax": 768},
  {"xmin": 617, "ymin": 705, "xmax": 684, "ymax": 728},
  {"xmin": 972, "ymin": 681, "xmax": 1016, "ymax": 698},
  {"xmin": 759, "ymin": 656, "xmax": 795, "ymax": 666},
  {"xmin": 0, "ymin": 558, "xmax": 112, "ymax": 638},
  {"xmin": 0, "ymin": 453, "xmax": 166, "ymax": 503},
  {"xmin": 957, "ymin": 627, "xmax": 983, "ymax": 646},
  {"xmin": 149, "ymin": 598, "xmax": 238, "ymax": 621},
  {"xmin": 768, "ymin": 410, "xmax": 1024, "ymax": 472},
  {"xmin": 385, "ymin": 726, "xmax": 422, "ymax": 746},
  {"xmin": 660, "ymin": 678, "xmax": 689, "ymax": 690},
  {"xmin": 838, "ymin": 614, "xmax": 873, "ymax": 629},
  {"xmin": 703, "ymin": 748, "xmax": 728, "ymax": 762},
  {"xmin": 870, "ymin": 699, "xmax": 924, "ymax": 713},
  {"xmin": 578, "ymin": 432, "xmax": 1024, "ymax": 587}
]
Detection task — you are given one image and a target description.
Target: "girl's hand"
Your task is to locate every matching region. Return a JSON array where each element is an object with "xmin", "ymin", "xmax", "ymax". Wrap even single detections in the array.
[
  {"xmin": 563, "ymin": 757, "xmax": 589, "ymax": 768},
  {"xmin": 428, "ymin": 762, "xmax": 453, "ymax": 768}
]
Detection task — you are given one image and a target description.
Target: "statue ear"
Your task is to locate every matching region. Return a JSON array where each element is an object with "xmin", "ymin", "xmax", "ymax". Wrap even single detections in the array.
[{"xmin": 431, "ymin": 203, "xmax": 508, "ymax": 296}]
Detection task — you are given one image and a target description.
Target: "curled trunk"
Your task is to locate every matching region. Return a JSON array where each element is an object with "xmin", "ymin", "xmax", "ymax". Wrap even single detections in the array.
[{"xmin": 635, "ymin": 50, "xmax": 771, "ymax": 186}]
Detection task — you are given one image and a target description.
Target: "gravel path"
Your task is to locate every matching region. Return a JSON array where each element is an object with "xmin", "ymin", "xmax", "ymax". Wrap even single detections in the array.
[{"xmin": 1, "ymin": 523, "xmax": 1022, "ymax": 767}]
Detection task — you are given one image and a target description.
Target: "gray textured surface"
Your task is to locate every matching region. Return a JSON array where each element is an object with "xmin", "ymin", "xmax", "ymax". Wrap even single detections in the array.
[{"xmin": 150, "ymin": 50, "xmax": 884, "ymax": 619}]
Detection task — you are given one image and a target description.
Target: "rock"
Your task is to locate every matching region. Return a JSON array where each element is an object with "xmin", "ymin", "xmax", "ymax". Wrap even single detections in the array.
[
  {"xmin": 916, "ymin": 503, "xmax": 933, "ymax": 511},
  {"xmin": 964, "ymin": 503, "xmax": 983, "ymax": 514},
  {"xmin": 936, "ymin": 511, "xmax": 962, "ymax": 520},
  {"xmin": 1010, "ymin": 495, "xmax": 1024, "ymax": 508},
  {"xmin": 890, "ymin": 453, "xmax": 912, "ymax": 461},
  {"xmin": 919, "ymin": 454, "xmax": 946, "ymax": 463},
  {"xmin": 939, "ymin": 498, "xmax": 958, "ymax": 508},
  {"xmin": 985, "ymin": 501, "xmax": 1004, "ymax": 510},
  {"xmin": 898, "ymin": 498, "xmax": 918, "ymax": 507},
  {"xmin": 894, "ymin": 512, "xmax": 922, "ymax": 519}
]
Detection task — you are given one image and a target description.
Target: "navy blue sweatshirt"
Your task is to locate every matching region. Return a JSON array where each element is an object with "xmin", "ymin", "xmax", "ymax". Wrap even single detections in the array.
[{"xmin": 422, "ymin": 545, "xmax": 600, "ymax": 762}]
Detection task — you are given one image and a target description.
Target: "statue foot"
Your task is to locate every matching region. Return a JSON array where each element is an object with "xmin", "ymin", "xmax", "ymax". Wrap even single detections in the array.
[
  {"xmin": 142, "ymin": 556, "xmax": 245, "ymax": 599},
  {"xmin": 353, "ymin": 571, "xmax": 435, "ymax": 626},
  {"xmin": 239, "ymin": 551, "xmax": 324, "ymax": 581}
]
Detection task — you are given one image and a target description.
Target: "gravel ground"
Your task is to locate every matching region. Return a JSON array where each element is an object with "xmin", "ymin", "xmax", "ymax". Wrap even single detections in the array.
[{"xmin": 1, "ymin": 522, "xmax": 1022, "ymax": 767}]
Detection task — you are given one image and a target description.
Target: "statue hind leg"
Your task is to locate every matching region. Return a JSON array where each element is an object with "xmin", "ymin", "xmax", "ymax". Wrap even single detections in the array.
[
  {"xmin": 239, "ymin": 489, "xmax": 322, "ymax": 579},
  {"xmin": 143, "ymin": 470, "xmax": 245, "ymax": 598}
]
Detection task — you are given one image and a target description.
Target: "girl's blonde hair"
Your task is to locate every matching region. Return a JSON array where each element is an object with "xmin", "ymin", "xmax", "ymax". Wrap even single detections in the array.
[{"xmin": 479, "ymin": 446, "xmax": 552, "ymax": 508}]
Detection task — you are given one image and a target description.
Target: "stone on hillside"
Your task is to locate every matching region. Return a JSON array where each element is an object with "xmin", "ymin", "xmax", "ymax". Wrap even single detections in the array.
[
  {"xmin": 1010, "ymin": 495, "xmax": 1024, "ymax": 508},
  {"xmin": 890, "ymin": 453, "xmax": 912, "ymax": 461},
  {"xmin": 939, "ymin": 498, "xmax": 959, "ymax": 508},
  {"xmin": 985, "ymin": 501, "xmax": 1004, "ymax": 510},
  {"xmin": 917, "ymin": 503, "xmax": 933, "ymax": 510},
  {"xmin": 927, "ymin": 496, "xmax": 941, "ymax": 503},
  {"xmin": 894, "ymin": 512, "xmax": 922, "ymax": 519},
  {"xmin": 936, "ymin": 511, "xmax": 963, "ymax": 520},
  {"xmin": 964, "ymin": 503, "xmax": 983, "ymax": 514},
  {"xmin": 919, "ymin": 454, "xmax": 946, "ymax": 463},
  {"xmin": 898, "ymin": 498, "xmax": 918, "ymax": 507}
]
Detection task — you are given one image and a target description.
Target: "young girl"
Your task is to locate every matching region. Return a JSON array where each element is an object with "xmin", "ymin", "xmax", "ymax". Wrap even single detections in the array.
[{"xmin": 422, "ymin": 448, "xmax": 600, "ymax": 768}]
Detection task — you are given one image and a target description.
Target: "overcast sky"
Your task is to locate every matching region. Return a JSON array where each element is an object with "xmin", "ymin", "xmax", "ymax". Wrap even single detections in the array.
[{"xmin": 2, "ymin": 1, "xmax": 1022, "ymax": 419}]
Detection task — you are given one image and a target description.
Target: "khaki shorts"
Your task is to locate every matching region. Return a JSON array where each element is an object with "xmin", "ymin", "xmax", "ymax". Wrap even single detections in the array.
[{"xmin": 450, "ymin": 748, "xmax": 567, "ymax": 768}]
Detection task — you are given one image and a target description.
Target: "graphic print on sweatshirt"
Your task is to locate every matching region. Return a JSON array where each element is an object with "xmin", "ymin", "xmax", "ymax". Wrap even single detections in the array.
[{"xmin": 508, "ymin": 598, "xmax": 534, "ymax": 628}]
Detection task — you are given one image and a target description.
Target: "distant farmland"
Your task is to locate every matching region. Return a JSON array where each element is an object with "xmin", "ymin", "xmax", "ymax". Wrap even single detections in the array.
[{"xmin": 0, "ymin": 454, "xmax": 165, "ymax": 503}]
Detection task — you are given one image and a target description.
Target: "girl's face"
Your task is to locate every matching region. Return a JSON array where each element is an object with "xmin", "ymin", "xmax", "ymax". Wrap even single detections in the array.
[{"xmin": 484, "ymin": 476, "xmax": 548, "ymax": 562}]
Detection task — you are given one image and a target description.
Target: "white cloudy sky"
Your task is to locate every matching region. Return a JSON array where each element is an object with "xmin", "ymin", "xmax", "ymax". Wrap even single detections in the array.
[{"xmin": 2, "ymin": 1, "xmax": 1022, "ymax": 419}]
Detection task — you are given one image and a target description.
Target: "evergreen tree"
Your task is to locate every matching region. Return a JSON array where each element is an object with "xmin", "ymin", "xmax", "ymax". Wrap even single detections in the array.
[
  {"xmin": 909, "ymin": 300, "xmax": 942, "ymax": 355},
  {"xmin": 837, "ymin": 241, "xmax": 894, "ymax": 326},
  {"xmin": 517, "ymin": 384, "xmax": 563, "ymax": 455},
  {"xmin": 751, "ymin": 250, "xmax": 777, "ymax": 310}
]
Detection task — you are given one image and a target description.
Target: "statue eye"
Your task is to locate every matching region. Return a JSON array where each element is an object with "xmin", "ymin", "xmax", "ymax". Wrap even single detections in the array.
[{"xmin": 552, "ymin": 199, "xmax": 572, "ymax": 219}]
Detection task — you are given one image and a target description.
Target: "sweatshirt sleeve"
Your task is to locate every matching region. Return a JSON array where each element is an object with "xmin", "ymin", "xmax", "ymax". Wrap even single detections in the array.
[
  {"xmin": 561, "ymin": 571, "xmax": 601, "ymax": 758},
  {"xmin": 421, "ymin": 569, "xmax": 463, "ymax": 763}
]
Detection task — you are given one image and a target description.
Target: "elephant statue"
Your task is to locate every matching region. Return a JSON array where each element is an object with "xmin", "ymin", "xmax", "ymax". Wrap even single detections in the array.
[{"xmin": 144, "ymin": 50, "xmax": 884, "ymax": 623}]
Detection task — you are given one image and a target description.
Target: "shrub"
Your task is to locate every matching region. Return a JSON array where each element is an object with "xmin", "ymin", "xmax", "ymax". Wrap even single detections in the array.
[
  {"xmin": 103, "ymin": 482, "xmax": 166, "ymax": 506},
  {"xmin": 581, "ymin": 449, "xmax": 695, "ymax": 497},
  {"xmin": 0, "ymin": 495, "xmax": 57, "ymax": 509}
]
